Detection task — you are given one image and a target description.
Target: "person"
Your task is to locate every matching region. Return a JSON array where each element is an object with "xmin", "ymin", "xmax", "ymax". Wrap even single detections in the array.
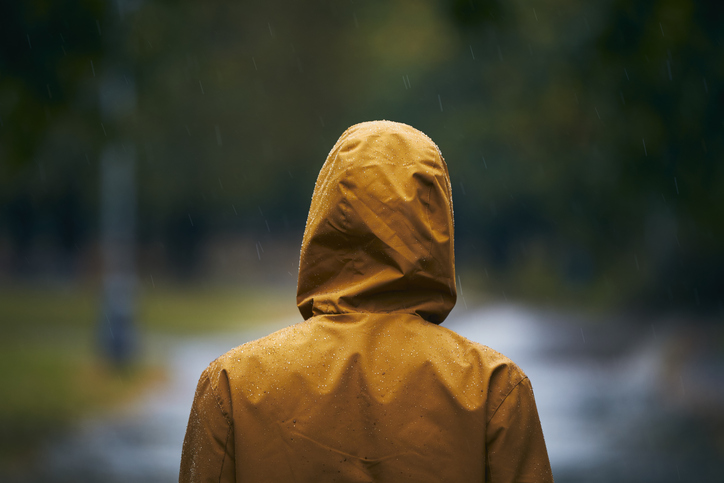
[{"xmin": 179, "ymin": 120, "xmax": 554, "ymax": 482}]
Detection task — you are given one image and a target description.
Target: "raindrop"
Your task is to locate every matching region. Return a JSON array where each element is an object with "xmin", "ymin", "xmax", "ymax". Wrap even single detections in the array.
[
  {"xmin": 252, "ymin": 57, "xmax": 258, "ymax": 71},
  {"xmin": 469, "ymin": 45, "xmax": 475, "ymax": 60},
  {"xmin": 659, "ymin": 22, "xmax": 664, "ymax": 37},
  {"xmin": 624, "ymin": 68, "xmax": 630, "ymax": 80},
  {"xmin": 438, "ymin": 94, "xmax": 443, "ymax": 112},
  {"xmin": 642, "ymin": 138, "xmax": 647, "ymax": 156},
  {"xmin": 91, "ymin": 60, "xmax": 96, "ymax": 77},
  {"xmin": 533, "ymin": 8, "xmax": 538, "ymax": 21},
  {"xmin": 199, "ymin": 80, "xmax": 205, "ymax": 95},
  {"xmin": 188, "ymin": 214, "xmax": 194, "ymax": 227},
  {"xmin": 105, "ymin": 314, "xmax": 114, "ymax": 339},
  {"xmin": 27, "ymin": 34, "xmax": 31, "ymax": 49},
  {"xmin": 674, "ymin": 176, "xmax": 679, "ymax": 195}
]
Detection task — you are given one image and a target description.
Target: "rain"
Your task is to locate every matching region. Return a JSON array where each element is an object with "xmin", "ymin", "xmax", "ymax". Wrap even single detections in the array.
[{"xmin": 0, "ymin": 0, "xmax": 722, "ymax": 482}]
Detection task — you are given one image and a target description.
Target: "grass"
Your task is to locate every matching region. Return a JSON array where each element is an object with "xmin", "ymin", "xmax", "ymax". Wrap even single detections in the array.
[{"xmin": 0, "ymin": 281, "xmax": 299, "ymax": 466}]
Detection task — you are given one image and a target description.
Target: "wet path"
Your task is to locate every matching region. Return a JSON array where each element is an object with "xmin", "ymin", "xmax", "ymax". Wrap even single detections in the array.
[{"xmin": 27, "ymin": 306, "xmax": 722, "ymax": 482}]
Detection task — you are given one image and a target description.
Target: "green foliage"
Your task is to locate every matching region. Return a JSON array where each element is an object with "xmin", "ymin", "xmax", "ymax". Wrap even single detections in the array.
[
  {"xmin": 0, "ymin": 0, "xmax": 105, "ymax": 170},
  {"xmin": 1, "ymin": 0, "xmax": 722, "ymax": 313}
]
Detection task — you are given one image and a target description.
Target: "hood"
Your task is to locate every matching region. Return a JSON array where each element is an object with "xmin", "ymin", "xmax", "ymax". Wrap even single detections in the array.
[{"xmin": 297, "ymin": 120, "xmax": 456, "ymax": 324}]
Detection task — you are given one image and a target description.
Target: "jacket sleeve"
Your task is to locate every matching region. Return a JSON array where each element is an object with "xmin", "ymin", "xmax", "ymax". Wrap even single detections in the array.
[
  {"xmin": 485, "ymin": 377, "xmax": 554, "ymax": 483},
  {"xmin": 179, "ymin": 364, "xmax": 236, "ymax": 483}
]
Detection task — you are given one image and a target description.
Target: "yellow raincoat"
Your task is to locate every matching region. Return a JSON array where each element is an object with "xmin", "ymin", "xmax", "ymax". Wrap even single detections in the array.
[{"xmin": 180, "ymin": 121, "xmax": 554, "ymax": 482}]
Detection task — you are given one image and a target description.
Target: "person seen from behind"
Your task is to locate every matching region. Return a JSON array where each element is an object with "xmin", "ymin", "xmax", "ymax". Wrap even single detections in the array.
[{"xmin": 180, "ymin": 120, "xmax": 554, "ymax": 482}]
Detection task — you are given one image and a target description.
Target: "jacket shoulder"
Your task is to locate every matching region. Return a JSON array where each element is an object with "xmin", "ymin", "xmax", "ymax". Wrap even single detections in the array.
[
  {"xmin": 437, "ymin": 323, "xmax": 528, "ymax": 379},
  {"xmin": 209, "ymin": 320, "xmax": 314, "ymax": 369},
  {"xmin": 433, "ymin": 324, "xmax": 529, "ymax": 413}
]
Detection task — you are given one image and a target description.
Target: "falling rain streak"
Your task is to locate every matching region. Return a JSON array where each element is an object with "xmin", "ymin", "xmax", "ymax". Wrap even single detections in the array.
[{"xmin": 457, "ymin": 275, "xmax": 467, "ymax": 309}]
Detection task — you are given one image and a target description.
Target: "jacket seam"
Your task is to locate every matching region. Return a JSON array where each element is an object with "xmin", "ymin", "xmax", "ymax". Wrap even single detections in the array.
[
  {"xmin": 217, "ymin": 422, "xmax": 233, "ymax": 483},
  {"xmin": 487, "ymin": 376, "xmax": 528, "ymax": 424},
  {"xmin": 206, "ymin": 369, "xmax": 234, "ymax": 426}
]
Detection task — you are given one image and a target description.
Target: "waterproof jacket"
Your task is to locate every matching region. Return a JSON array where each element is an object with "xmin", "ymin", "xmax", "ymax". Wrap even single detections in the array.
[{"xmin": 180, "ymin": 121, "xmax": 554, "ymax": 483}]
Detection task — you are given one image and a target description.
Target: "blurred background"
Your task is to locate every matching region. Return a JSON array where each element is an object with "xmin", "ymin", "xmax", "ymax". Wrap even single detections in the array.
[{"xmin": 1, "ymin": 0, "xmax": 722, "ymax": 481}]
